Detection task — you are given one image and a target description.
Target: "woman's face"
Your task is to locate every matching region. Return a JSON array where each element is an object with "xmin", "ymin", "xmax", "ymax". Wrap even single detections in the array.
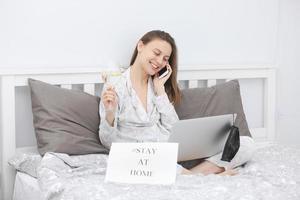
[{"xmin": 137, "ymin": 39, "xmax": 172, "ymax": 76}]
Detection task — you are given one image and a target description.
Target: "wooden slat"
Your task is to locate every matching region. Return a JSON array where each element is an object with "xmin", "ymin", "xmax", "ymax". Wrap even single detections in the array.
[
  {"xmin": 60, "ymin": 84, "xmax": 72, "ymax": 89},
  {"xmin": 207, "ymin": 79, "xmax": 217, "ymax": 87},
  {"xmin": 84, "ymin": 84, "xmax": 95, "ymax": 95},
  {"xmin": 188, "ymin": 80, "xmax": 198, "ymax": 88}
]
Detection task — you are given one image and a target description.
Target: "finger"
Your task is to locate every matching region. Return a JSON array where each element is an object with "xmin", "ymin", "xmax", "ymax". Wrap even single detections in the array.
[
  {"xmin": 166, "ymin": 64, "xmax": 172, "ymax": 73},
  {"xmin": 101, "ymin": 92, "xmax": 110, "ymax": 99},
  {"xmin": 104, "ymin": 90, "xmax": 116, "ymax": 96},
  {"xmin": 105, "ymin": 97, "xmax": 115, "ymax": 103},
  {"xmin": 104, "ymin": 94, "xmax": 116, "ymax": 100},
  {"xmin": 102, "ymin": 92, "xmax": 114, "ymax": 98},
  {"xmin": 103, "ymin": 90, "xmax": 117, "ymax": 97},
  {"xmin": 104, "ymin": 98, "xmax": 115, "ymax": 104},
  {"xmin": 159, "ymin": 72, "xmax": 172, "ymax": 83},
  {"xmin": 165, "ymin": 67, "xmax": 172, "ymax": 79},
  {"xmin": 103, "ymin": 95, "xmax": 116, "ymax": 101},
  {"xmin": 106, "ymin": 85, "xmax": 115, "ymax": 91}
]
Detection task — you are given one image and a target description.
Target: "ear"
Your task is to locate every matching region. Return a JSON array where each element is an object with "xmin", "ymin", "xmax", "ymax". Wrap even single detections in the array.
[{"xmin": 137, "ymin": 40, "xmax": 144, "ymax": 52}]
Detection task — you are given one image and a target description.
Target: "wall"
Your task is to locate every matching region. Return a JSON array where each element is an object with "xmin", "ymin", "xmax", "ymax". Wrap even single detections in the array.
[
  {"xmin": 276, "ymin": 0, "xmax": 300, "ymax": 147},
  {"xmin": 0, "ymin": 0, "xmax": 299, "ymax": 146},
  {"xmin": 0, "ymin": 0, "xmax": 278, "ymax": 68}
]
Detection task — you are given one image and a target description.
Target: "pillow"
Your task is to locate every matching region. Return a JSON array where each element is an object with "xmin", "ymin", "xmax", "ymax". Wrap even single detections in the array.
[
  {"xmin": 175, "ymin": 80, "xmax": 251, "ymax": 137},
  {"xmin": 28, "ymin": 79, "xmax": 109, "ymax": 156}
]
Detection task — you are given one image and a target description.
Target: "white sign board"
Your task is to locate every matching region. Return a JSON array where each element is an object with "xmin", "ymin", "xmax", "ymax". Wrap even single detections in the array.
[{"xmin": 105, "ymin": 142, "xmax": 178, "ymax": 185}]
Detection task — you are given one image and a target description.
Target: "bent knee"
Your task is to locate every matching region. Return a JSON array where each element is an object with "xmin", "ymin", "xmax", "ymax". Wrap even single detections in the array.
[{"xmin": 239, "ymin": 136, "xmax": 255, "ymax": 158}]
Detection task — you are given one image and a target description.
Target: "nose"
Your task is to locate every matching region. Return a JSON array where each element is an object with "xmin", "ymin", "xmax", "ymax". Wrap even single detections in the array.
[{"xmin": 157, "ymin": 56, "xmax": 166, "ymax": 67}]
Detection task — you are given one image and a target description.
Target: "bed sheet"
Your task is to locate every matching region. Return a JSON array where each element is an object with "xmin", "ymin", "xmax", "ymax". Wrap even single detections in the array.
[
  {"xmin": 13, "ymin": 172, "xmax": 43, "ymax": 200},
  {"xmin": 34, "ymin": 142, "xmax": 300, "ymax": 200}
]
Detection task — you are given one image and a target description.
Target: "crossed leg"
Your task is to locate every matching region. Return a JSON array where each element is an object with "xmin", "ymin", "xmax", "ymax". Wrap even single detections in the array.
[
  {"xmin": 180, "ymin": 136, "xmax": 254, "ymax": 176},
  {"xmin": 181, "ymin": 160, "xmax": 238, "ymax": 176}
]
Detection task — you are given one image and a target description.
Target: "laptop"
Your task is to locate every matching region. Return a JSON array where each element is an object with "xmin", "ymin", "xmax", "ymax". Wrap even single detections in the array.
[{"xmin": 168, "ymin": 114, "xmax": 236, "ymax": 162}]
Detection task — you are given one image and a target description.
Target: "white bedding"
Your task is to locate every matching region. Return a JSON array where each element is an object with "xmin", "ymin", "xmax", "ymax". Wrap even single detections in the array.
[
  {"xmin": 36, "ymin": 143, "xmax": 300, "ymax": 200},
  {"xmin": 13, "ymin": 172, "xmax": 43, "ymax": 200},
  {"xmin": 12, "ymin": 142, "xmax": 300, "ymax": 200}
]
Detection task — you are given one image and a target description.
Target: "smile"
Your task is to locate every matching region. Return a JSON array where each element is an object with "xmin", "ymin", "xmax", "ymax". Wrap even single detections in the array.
[{"xmin": 150, "ymin": 62, "xmax": 159, "ymax": 71}]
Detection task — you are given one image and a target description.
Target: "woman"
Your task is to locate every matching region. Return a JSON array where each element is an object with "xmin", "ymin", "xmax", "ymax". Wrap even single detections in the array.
[{"xmin": 99, "ymin": 30, "xmax": 254, "ymax": 175}]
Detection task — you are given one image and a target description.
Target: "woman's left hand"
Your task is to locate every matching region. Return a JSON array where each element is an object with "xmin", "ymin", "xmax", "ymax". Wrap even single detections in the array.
[{"xmin": 153, "ymin": 64, "xmax": 172, "ymax": 96}]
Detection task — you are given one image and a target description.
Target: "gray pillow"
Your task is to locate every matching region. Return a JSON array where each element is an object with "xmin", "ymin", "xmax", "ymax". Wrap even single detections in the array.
[
  {"xmin": 175, "ymin": 80, "xmax": 251, "ymax": 137},
  {"xmin": 28, "ymin": 79, "xmax": 108, "ymax": 156}
]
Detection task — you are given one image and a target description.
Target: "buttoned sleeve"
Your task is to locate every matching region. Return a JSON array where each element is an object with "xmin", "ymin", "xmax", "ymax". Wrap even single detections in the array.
[
  {"xmin": 98, "ymin": 101, "xmax": 120, "ymax": 149},
  {"xmin": 98, "ymin": 78, "xmax": 125, "ymax": 149}
]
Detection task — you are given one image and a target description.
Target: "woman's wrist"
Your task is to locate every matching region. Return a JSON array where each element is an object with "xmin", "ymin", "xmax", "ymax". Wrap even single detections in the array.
[
  {"xmin": 155, "ymin": 85, "xmax": 166, "ymax": 96},
  {"xmin": 105, "ymin": 112, "xmax": 115, "ymax": 127}
]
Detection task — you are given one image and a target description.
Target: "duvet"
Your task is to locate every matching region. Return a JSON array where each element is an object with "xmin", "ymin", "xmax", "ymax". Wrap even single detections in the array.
[{"xmin": 37, "ymin": 143, "xmax": 300, "ymax": 200}]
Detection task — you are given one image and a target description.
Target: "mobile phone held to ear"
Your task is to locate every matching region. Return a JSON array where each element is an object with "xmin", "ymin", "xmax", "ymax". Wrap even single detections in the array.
[{"xmin": 158, "ymin": 66, "xmax": 169, "ymax": 79}]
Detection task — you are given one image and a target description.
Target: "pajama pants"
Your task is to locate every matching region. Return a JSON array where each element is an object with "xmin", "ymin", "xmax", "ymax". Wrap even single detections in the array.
[{"xmin": 176, "ymin": 136, "xmax": 255, "ymax": 174}]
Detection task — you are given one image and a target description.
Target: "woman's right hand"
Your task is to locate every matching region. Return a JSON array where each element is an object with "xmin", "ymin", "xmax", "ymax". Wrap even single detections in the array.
[{"xmin": 101, "ymin": 85, "xmax": 118, "ymax": 125}]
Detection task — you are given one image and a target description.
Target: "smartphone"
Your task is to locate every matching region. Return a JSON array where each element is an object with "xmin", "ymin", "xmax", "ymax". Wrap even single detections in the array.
[{"xmin": 158, "ymin": 66, "xmax": 169, "ymax": 79}]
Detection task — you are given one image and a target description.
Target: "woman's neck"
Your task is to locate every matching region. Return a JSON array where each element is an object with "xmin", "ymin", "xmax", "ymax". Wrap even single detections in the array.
[{"xmin": 130, "ymin": 62, "xmax": 149, "ymax": 87}]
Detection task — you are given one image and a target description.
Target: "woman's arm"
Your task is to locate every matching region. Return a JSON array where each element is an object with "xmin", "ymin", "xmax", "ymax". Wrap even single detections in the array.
[
  {"xmin": 153, "ymin": 64, "xmax": 179, "ymax": 135},
  {"xmin": 98, "ymin": 82, "xmax": 123, "ymax": 149},
  {"xmin": 99, "ymin": 100, "xmax": 120, "ymax": 149}
]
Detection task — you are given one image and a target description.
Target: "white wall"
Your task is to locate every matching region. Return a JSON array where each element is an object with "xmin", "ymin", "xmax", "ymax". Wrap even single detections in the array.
[
  {"xmin": 276, "ymin": 0, "xmax": 300, "ymax": 147},
  {"xmin": 0, "ymin": 0, "xmax": 278, "ymax": 68},
  {"xmin": 0, "ymin": 0, "xmax": 299, "ymax": 146}
]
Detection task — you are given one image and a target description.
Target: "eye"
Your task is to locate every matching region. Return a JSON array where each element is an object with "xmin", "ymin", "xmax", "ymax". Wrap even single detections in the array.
[{"xmin": 153, "ymin": 51, "xmax": 160, "ymax": 56}]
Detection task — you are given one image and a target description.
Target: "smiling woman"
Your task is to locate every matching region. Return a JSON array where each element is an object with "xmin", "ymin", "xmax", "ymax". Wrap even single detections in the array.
[
  {"xmin": 99, "ymin": 30, "xmax": 184, "ymax": 174},
  {"xmin": 99, "ymin": 30, "xmax": 255, "ymax": 176},
  {"xmin": 99, "ymin": 30, "xmax": 181, "ymax": 148},
  {"xmin": 129, "ymin": 30, "xmax": 181, "ymax": 105}
]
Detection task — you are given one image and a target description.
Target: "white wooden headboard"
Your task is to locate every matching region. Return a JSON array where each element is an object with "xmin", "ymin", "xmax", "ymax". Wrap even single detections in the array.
[{"xmin": 0, "ymin": 65, "xmax": 275, "ymax": 200}]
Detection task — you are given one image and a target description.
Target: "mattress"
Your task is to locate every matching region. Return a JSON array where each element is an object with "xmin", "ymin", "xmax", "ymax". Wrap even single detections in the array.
[{"xmin": 13, "ymin": 172, "xmax": 43, "ymax": 200}]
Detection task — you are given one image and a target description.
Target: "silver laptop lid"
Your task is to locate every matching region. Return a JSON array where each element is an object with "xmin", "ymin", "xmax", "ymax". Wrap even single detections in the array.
[{"xmin": 169, "ymin": 114, "xmax": 236, "ymax": 162}]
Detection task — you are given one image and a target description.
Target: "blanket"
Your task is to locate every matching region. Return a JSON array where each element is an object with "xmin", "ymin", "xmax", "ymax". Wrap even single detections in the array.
[{"xmin": 37, "ymin": 143, "xmax": 300, "ymax": 200}]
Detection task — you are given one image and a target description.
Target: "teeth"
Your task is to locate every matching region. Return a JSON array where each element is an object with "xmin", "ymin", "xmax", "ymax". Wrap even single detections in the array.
[{"xmin": 151, "ymin": 63, "xmax": 158, "ymax": 69}]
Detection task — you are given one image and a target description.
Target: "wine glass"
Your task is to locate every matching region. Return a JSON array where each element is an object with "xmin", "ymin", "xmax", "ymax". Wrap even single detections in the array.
[{"xmin": 101, "ymin": 61, "xmax": 122, "ymax": 111}]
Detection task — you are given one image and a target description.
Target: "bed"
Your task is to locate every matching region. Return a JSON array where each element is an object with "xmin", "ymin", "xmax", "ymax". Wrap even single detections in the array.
[
  {"xmin": 11, "ymin": 143, "xmax": 300, "ymax": 200},
  {"xmin": 2, "ymin": 65, "xmax": 298, "ymax": 200}
]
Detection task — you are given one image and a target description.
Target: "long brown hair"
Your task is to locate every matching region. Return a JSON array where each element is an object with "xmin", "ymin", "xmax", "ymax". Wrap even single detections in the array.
[{"xmin": 130, "ymin": 30, "xmax": 181, "ymax": 105}]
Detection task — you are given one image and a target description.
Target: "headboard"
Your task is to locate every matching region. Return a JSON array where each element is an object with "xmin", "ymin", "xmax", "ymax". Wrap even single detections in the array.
[{"xmin": 0, "ymin": 65, "xmax": 275, "ymax": 200}]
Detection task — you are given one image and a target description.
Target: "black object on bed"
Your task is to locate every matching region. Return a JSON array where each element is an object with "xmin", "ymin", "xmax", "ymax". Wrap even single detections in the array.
[{"xmin": 221, "ymin": 125, "xmax": 240, "ymax": 162}]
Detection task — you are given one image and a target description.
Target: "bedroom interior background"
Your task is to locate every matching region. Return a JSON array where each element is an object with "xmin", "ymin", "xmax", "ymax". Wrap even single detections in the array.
[{"xmin": 0, "ymin": 0, "xmax": 300, "ymax": 199}]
